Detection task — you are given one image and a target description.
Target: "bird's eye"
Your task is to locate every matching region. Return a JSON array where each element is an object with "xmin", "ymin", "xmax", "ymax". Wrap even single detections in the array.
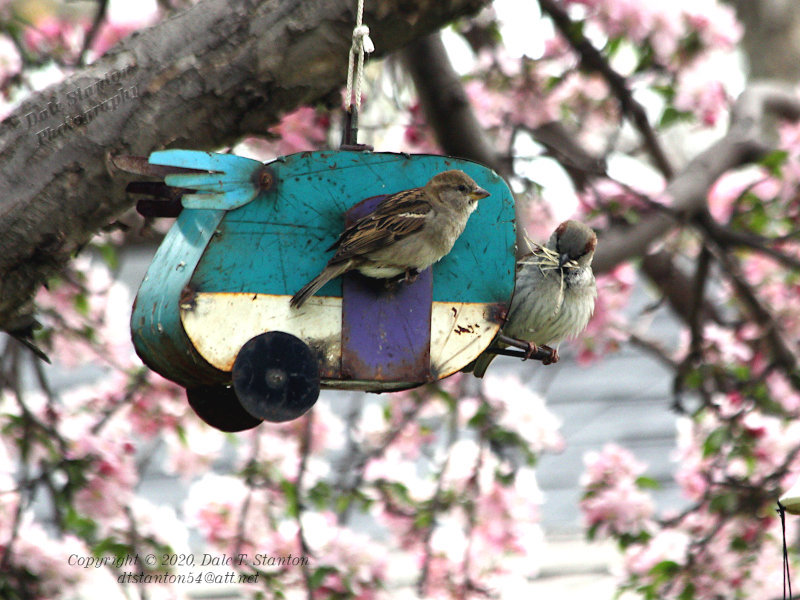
[{"xmin": 457, "ymin": 184, "xmax": 468, "ymax": 192}]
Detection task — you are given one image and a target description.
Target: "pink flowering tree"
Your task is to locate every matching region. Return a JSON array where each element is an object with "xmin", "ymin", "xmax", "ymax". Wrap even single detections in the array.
[{"xmin": 1, "ymin": 0, "xmax": 800, "ymax": 599}]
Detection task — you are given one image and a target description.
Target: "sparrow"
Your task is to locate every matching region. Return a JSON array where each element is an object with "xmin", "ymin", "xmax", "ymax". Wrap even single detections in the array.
[
  {"xmin": 290, "ymin": 170, "xmax": 490, "ymax": 308},
  {"xmin": 468, "ymin": 220, "xmax": 597, "ymax": 377}
]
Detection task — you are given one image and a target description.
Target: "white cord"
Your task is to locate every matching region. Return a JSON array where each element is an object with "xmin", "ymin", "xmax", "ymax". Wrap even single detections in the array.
[{"xmin": 345, "ymin": 0, "xmax": 374, "ymax": 110}]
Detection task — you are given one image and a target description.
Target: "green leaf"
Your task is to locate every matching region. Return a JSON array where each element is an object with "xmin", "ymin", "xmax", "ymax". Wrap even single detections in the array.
[
  {"xmin": 92, "ymin": 538, "xmax": 134, "ymax": 561},
  {"xmin": 413, "ymin": 509, "xmax": 433, "ymax": 529},
  {"xmin": 730, "ymin": 536, "xmax": 749, "ymax": 552},
  {"xmin": 96, "ymin": 243, "xmax": 119, "ymax": 270},
  {"xmin": 635, "ymin": 476, "xmax": 661, "ymax": 490},
  {"xmin": 64, "ymin": 506, "xmax": 98, "ymax": 539},
  {"xmin": 659, "ymin": 106, "xmax": 693, "ymax": 129},
  {"xmin": 280, "ymin": 479, "xmax": 299, "ymax": 518},
  {"xmin": 702, "ymin": 427, "xmax": 727, "ymax": 458},
  {"xmin": 467, "ymin": 401, "xmax": 491, "ymax": 428},
  {"xmin": 308, "ymin": 566, "xmax": 338, "ymax": 589},
  {"xmin": 759, "ymin": 150, "xmax": 789, "ymax": 177},
  {"xmin": 605, "ymin": 35, "xmax": 624, "ymax": 57},
  {"xmin": 650, "ymin": 559, "xmax": 680, "ymax": 579},
  {"xmin": 73, "ymin": 292, "xmax": 90, "ymax": 316},
  {"xmin": 679, "ymin": 582, "xmax": 696, "ymax": 600},
  {"xmin": 683, "ymin": 369, "xmax": 704, "ymax": 390},
  {"xmin": 308, "ymin": 481, "xmax": 332, "ymax": 508},
  {"xmin": 709, "ymin": 491, "xmax": 738, "ymax": 514},
  {"xmin": 385, "ymin": 481, "xmax": 413, "ymax": 505},
  {"xmin": 334, "ymin": 493, "xmax": 351, "ymax": 515}
]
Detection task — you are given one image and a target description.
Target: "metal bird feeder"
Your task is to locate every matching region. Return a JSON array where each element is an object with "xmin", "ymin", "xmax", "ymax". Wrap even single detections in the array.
[{"xmin": 124, "ymin": 149, "xmax": 516, "ymax": 431}]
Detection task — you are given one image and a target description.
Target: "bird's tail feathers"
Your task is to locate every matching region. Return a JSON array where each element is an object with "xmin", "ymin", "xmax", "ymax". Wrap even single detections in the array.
[
  {"xmin": 468, "ymin": 352, "xmax": 496, "ymax": 378},
  {"xmin": 290, "ymin": 262, "xmax": 351, "ymax": 308}
]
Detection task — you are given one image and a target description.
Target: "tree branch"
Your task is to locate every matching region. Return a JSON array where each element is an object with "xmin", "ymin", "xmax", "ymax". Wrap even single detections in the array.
[
  {"xmin": 708, "ymin": 241, "xmax": 800, "ymax": 388},
  {"xmin": 697, "ymin": 210, "xmax": 800, "ymax": 271},
  {"xmin": 537, "ymin": 0, "xmax": 674, "ymax": 178},
  {"xmin": 0, "ymin": 0, "xmax": 490, "ymax": 332},
  {"xmin": 401, "ymin": 33, "xmax": 509, "ymax": 177},
  {"xmin": 594, "ymin": 82, "xmax": 800, "ymax": 273}
]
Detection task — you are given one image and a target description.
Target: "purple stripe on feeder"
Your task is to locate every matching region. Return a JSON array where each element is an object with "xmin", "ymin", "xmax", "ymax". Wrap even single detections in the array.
[{"xmin": 341, "ymin": 195, "xmax": 433, "ymax": 383}]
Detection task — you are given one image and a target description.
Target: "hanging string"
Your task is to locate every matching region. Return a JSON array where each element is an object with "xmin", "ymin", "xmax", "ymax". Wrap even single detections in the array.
[
  {"xmin": 779, "ymin": 501, "xmax": 793, "ymax": 600},
  {"xmin": 345, "ymin": 0, "xmax": 374, "ymax": 111},
  {"xmin": 342, "ymin": 0, "xmax": 374, "ymax": 148}
]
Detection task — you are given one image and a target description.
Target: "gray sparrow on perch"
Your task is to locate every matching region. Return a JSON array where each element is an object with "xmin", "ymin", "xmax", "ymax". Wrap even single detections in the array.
[
  {"xmin": 290, "ymin": 170, "xmax": 489, "ymax": 308},
  {"xmin": 468, "ymin": 219, "xmax": 597, "ymax": 377}
]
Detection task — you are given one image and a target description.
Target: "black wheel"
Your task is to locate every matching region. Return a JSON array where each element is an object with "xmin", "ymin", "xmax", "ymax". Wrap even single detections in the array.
[
  {"xmin": 186, "ymin": 385, "xmax": 262, "ymax": 432},
  {"xmin": 232, "ymin": 331, "xmax": 320, "ymax": 423}
]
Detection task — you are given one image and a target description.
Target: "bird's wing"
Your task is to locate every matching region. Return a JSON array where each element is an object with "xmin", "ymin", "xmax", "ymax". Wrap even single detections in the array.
[{"xmin": 328, "ymin": 188, "xmax": 431, "ymax": 261}]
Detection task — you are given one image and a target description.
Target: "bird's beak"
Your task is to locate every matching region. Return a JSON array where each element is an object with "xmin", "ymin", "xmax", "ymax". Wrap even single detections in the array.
[
  {"xmin": 470, "ymin": 186, "xmax": 490, "ymax": 201},
  {"xmin": 559, "ymin": 253, "xmax": 570, "ymax": 268}
]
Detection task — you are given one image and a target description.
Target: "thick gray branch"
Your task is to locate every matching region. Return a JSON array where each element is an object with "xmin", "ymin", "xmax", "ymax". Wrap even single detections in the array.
[
  {"xmin": 0, "ymin": 0, "xmax": 489, "ymax": 331},
  {"xmin": 401, "ymin": 33, "xmax": 507, "ymax": 175},
  {"xmin": 593, "ymin": 82, "xmax": 800, "ymax": 273}
]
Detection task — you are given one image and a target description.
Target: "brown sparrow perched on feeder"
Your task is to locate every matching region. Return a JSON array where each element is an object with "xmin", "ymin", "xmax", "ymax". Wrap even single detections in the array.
[
  {"xmin": 290, "ymin": 170, "xmax": 489, "ymax": 308},
  {"xmin": 469, "ymin": 220, "xmax": 597, "ymax": 376}
]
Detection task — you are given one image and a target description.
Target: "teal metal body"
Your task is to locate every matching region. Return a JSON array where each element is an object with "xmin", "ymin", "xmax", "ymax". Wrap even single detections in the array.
[{"xmin": 131, "ymin": 150, "xmax": 516, "ymax": 390}]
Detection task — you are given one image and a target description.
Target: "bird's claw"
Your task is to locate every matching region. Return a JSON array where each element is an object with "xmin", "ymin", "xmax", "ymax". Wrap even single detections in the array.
[
  {"xmin": 404, "ymin": 268, "xmax": 421, "ymax": 284},
  {"xmin": 522, "ymin": 342, "xmax": 538, "ymax": 361},
  {"xmin": 541, "ymin": 346, "xmax": 559, "ymax": 365},
  {"xmin": 383, "ymin": 269, "xmax": 419, "ymax": 290}
]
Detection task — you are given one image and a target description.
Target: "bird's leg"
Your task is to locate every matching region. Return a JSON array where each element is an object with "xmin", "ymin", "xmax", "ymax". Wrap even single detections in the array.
[
  {"xmin": 540, "ymin": 345, "xmax": 559, "ymax": 365},
  {"xmin": 404, "ymin": 268, "xmax": 421, "ymax": 284},
  {"xmin": 493, "ymin": 335, "xmax": 560, "ymax": 365},
  {"xmin": 496, "ymin": 334, "xmax": 539, "ymax": 360},
  {"xmin": 382, "ymin": 269, "xmax": 417, "ymax": 290}
]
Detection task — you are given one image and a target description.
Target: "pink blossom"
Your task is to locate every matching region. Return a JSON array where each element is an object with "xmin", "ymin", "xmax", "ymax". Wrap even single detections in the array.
[
  {"xmin": 480, "ymin": 374, "xmax": 564, "ymax": 452},
  {"xmin": 702, "ymin": 323, "xmax": 753, "ymax": 364},
  {"xmin": 402, "ymin": 102, "xmax": 441, "ymax": 154},
  {"xmin": 581, "ymin": 443, "xmax": 647, "ymax": 489},
  {"xmin": 364, "ymin": 448, "xmax": 436, "ymax": 501},
  {"xmin": 271, "ymin": 107, "xmax": 330, "ymax": 153},
  {"xmin": 577, "ymin": 263, "xmax": 633, "ymax": 365},
  {"xmin": 91, "ymin": 0, "xmax": 160, "ymax": 56},
  {"xmin": 626, "ymin": 515, "xmax": 791, "ymax": 599},
  {"xmin": 236, "ymin": 107, "xmax": 330, "ymax": 160},
  {"xmin": 468, "ymin": 477, "xmax": 546, "ymax": 578},
  {"xmin": 123, "ymin": 497, "xmax": 191, "ymax": 554},
  {"xmin": 562, "ymin": 0, "xmax": 741, "ymax": 64},
  {"xmin": 624, "ymin": 529, "xmax": 689, "ymax": 575},
  {"xmin": 163, "ymin": 422, "xmax": 225, "ymax": 479},
  {"xmin": 302, "ymin": 511, "xmax": 387, "ymax": 599},
  {"xmin": 440, "ymin": 439, "xmax": 481, "ymax": 492},
  {"xmin": 23, "ymin": 17, "xmax": 76, "ymax": 55},
  {"xmin": 184, "ymin": 473, "xmax": 250, "ymax": 547},
  {"xmin": 125, "ymin": 372, "xmax": 188, "ymax": 437},
  {"xmin": 767, "ymin": 371, "xmax": 800, "ymax": 413},
  {"xmin": 684, "ymin": 0, "xmax": 743, "ymax": 49},
  {"xmin": 674, "ymin": 58, "xmax": 729, "ymax": 126},
  {"xmin": 707, "ymin": 165, "xmax": 776, "ymax": 222},
  {"xmin": 429, "ymin": 516, "xmax": 469, "ymax": 564},
  {"xmin": 518, "ymin": 196, "xmax": 558, "ymax": 245},
  {"xmin": 0, "ymin": 443, "xmax": 20, "ymax": 544},
  {"xmin": 0, "ymin": 34, "xmax": 21, "ymax": 84},
  {"xmin": 581, "ymin": 478, "xmax": 655, "ymax": 537},
  {"xmin": 69, "ymin": 430, "xmax": 138, "ymax": 520},
  {"xmin": 5, "ymin": 517, "xmax": 87, "ymax": 597},
  {"xmin": 464, "ymin": 80, "xmax": 506, "ymax": 130},
  {"xmin": 356, "ymin": 391, "xmax": 436, "ymax": 461}
]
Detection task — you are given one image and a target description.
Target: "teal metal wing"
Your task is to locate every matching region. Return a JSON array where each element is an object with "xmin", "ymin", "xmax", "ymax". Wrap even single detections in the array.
[{"xmin": 149, "ymin": 150, "xmax": 264, "ymax": 210}]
